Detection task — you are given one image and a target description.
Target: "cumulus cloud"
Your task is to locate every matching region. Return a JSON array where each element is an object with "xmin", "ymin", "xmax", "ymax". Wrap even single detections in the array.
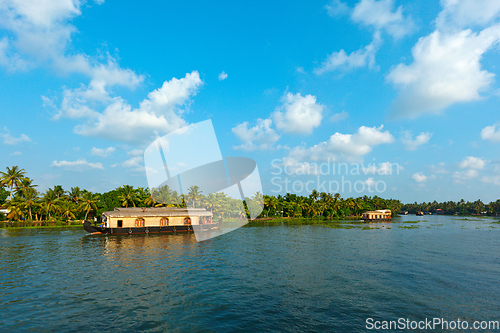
[
  {"xmin": 218, "ymin": 71, "xmax": 228, "ymax": 81},
  {"xmin": 436, "ymin": 0, "xmax": 500, "ymax": 31},
  {"xmin": 232, "ymin": 118, "xmax": 280, "ymax": 151},
  {"xmin": 69, "ymin": 71, "xmax": 202, "ymax": 143},
  {"xmin": 282, "ymin": 125, "xmax": 394, "ymax": 166},
  {"xmin": 458, "ymin": 156, "xmax": 486, "ymax": 169},
  {"xmin": 452, "ymin": 169, "xmax": 479, "ymax": 182},
  {"xmin": 315, "ymin": 31, "xmax": 381, "ymax": 74},
  {"xmin": 51, "ymin": 158, "xmax": 104, "ymax": 170},
  {"xmin": 481, "ymin": 124, "xmax": 500, "ymax": 142},
  {"xmin": 351, "ymin": 0, "xmax": 414, "ymax": 38},
  {"xmin": 1, "ymin": 131, "xmax": 31, "ymax": 145},
  {"xmin": 401, "ymin": 131, "xmax": 432, "ymax": 150},
  {"xmin": 0, "ymin": 0, "xmax": 146, "ymax": 133},
  {"xmin": 91, "ymin": 147, "xmax": 115, "ymax": 157},
  {"xmin": 412, "ymin": 172, "xmax": 427, "ymax": 183},
  {"xmin": 387, "ymin": 26, "xmax": 500, "ymax": 118},
  {"xmin": 272, "ymin": 92, "xmax": 324, "ymax": 135}
]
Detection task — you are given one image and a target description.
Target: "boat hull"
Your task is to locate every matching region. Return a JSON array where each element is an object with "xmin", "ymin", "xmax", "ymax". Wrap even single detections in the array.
[{"xmin": 83, "ymin": 221, "xmax": 218, "ymax": 235}]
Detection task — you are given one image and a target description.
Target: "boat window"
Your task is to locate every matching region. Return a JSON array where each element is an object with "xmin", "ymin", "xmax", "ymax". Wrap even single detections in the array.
[
  {"xmin": 184, "ymin": 217, "xmax": 191, "ymax": 225},
  {"xmin": 135, "ymin": 218, "xmax": 145, "ymax": 227},
  {"xmin": 160, "ymin": 218, "xmax": 169, "ymax": 226},
  {"xmin": 118, "ymin": 220, "xmax": 123, "ymax": 228}
]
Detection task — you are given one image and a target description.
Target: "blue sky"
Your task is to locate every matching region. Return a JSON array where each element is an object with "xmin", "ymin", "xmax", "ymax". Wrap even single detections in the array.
[{"xmin": 1, "ymin": 0, "xmax": 500, "ymax": 203}]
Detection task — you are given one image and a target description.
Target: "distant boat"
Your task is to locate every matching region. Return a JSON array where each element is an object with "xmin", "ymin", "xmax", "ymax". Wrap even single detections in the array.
[
  {"xmin": 416, "ymin": 211, "xmax": 424, "ymax": 216},
  {"xmin": 362, "ymin": 209, "xmax": 391, "ymax": 221}
]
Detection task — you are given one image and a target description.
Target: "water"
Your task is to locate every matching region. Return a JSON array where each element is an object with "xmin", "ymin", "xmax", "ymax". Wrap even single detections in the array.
[{"xmin": 1, "ymin": 215, "xmax": 499, "ymax": 332}]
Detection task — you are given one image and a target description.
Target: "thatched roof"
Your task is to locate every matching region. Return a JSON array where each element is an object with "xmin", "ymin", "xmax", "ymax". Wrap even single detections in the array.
[{"xmin": 104, "ymin": 207, "xmax": 212, "ymax": 218}]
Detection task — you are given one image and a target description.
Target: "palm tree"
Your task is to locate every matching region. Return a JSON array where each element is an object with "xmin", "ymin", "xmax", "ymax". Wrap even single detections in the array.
[
  {"xmin": 79, "ymin": 191, "xmax": 100, "ymax": 220},
  {"xmin": 40, "ymin": 189, "xmax": 61, "ymax": 220},
  {"xmin": 187, "ymin": 185, "xmax": 203, "ymax": 208},
  {"xmin": 68, "ymin": 187, "xmax": 82, "ymax": 204},
  {"xmin": 0, "ymin": 166, "xmax": 26, "ymax": 200},
  {"xmin": 60, "ymin": 202, "xmax": 77, "ymax": 221},
  {"xmin": 22, "ymin": 188, "xmax": 39, "ymax": 221},
  {"xmin": 309, "ymin": 189, "xmax": 319, "ymax": 202},
  {"xmin": 15, "ymin": 177, "xmax": 37, "ymax": 198},
  {"xmin": 6, "ymin": 198, "xmax": 24, "ymax": 221},
  {"xmin": 118, "ymin": 185, "xmax": 139, "ymax": 207},
  {"xmin": 53, "ymin": 185, "xmax": 65, "ymax": 199}
]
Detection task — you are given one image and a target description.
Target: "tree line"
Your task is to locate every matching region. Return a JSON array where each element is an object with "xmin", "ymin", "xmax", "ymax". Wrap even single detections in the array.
[
  {"xmin": 402, "ymin": 199, "xmax": 500, "ymax": 216},
  {"xmin": 3, "ymin": 165, "xmax": 497, "ymax": 222}
]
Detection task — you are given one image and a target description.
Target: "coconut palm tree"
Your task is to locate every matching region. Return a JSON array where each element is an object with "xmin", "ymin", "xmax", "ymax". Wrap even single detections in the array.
[
  {"xmin": 0, "ymin": 166, "xmax": 26, "ymax": 200},
  {"xmin": 53, "ymin": 185, "xmax": 65, "ymax": 199},
  {"xmin": 60, "ymin": 202, "xmax": 77, "ymax": 221},
  {"xmin": 6, "ymin": 198, "xmax": 24, "ymax": 221},
  {"xmin": 79, "ymin": 191, "xmax": 100, "ymax": 221},
  {"xmin": 41, "ymin": 189, "xmax": 61, "ymax": 220},
  {"xmin": 68, "ymin": 187, "xmax": 82, "ymax": 204},
  {"xmin": 118, "ymin": 185, "xmax": 139, "ymax": 207},
  {"xmin": 15, "ymin": 177, "xmax": 37, "ymax": 198},
  {"xmin": 22, "ymin": 188, "xmax": 39, "ymax": 221},
  {"xmin": 187, "ymin": 185, "xmax": 202, "ymax": 208}
]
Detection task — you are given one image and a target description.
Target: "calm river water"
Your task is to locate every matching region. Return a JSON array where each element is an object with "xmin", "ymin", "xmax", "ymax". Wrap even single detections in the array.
[{"xmin": 1, "ymin": 215, "xmax": 499, "ymax": 332}]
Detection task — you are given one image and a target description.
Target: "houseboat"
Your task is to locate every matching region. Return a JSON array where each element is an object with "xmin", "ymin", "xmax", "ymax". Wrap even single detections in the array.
[
  {"xmin": 361, "ymin": 209, "xmax": 392, "ymax": 221},
  {"xmin": 83, "ymin": 207, "xmax": 217, "ymax": 235},
  {"xmin": 416, "ymin": 211, "xmax": 424, "ymax": 216}
]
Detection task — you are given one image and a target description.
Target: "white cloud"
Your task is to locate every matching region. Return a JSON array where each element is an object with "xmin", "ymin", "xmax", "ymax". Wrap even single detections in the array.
[
  {"xmin": 315, "ymin": 31, "xmax": 382, "ymax": 74},
  {"xmin": 70, "ymin": 71, "xmax": 202, "ymax": 143},
  {"xmin": 11, "ymin": 151, "xmax": 21, "ymax": 156},
  {"xmin": 1, "ymin": 131, "xmax": 31, "ymax": 145},
  {"xmin": 363, "ymin": 161, "xmax": 402, "ymax": 175},
  {"xmin": 480, "ymin": 175, "xmax": 500, "ymax": 185},
  {"xmin": 91, "ymin": 147, "xmax": 115, "ymax": 157},
  {"xmin": 112, "ymin": 156, "xmax": 144, "ymax": 173},
  {"xmin": 272, "ymin": 92, "xmax": 324, "ymax": 135},
  {"xmin": 330, "ymin": 110, "xmax": 349, "ymax": 122},
  {"xmin": 412, "ymin": 172, "xmax": 427, "ymax": 183},
  {"xmin": 0, "ymin": 0, "xmax": 145, "ymax": 126},
  {"xmin": 458, "ymin": 156, "xmax": 486, "ymax": 169},
  {"xmin": 282, "ymin": 125, "xmax": 394, "ymax": 166},
  {"xmin": 428, "ymin": 162, "xmax": 448, "ymax": 174},
  {"xmin": 232, "ymin": 118, "xmax": 280, "ymax": 151},
  {"xmin": 436, "ymin": 0, "xmax": 500, "ymax": 31},
  {"xmin": 218, "ymin": 71, "xmax": 228, "ymax": 81},
  {"xmin": 387, "ymin": 26, "xmax": 500, "ymax": 118},
  {"xmin": 452, "ymin": 169, "xmax": 479, "ymax": 182},
  {"xmin": 51, "ymin": 158, "xmax": 104, "ymax": 170},
  {"xmin": 127, "ymin": 149, "xmax": 144, "ymax": 156},
  {"xmin": 363, "ymin": 177, "xmax": 377, "ymax": 188},
  {"xmin": 0, "ymin": 37, "xmax": 30, "ymax": 71},
  {"xmin": 352, "ymin": 0, "xmax": 414, "ymax": 38},
  {"xmin": 481, "ymin": 124, "xmax": 500, "ymax": 142},
  {"xmin": 401, "ymin": 131, "xmax": 432, "ymax": 150},
  {"xmin": 325, "ymin": 0, "xmax": 350, "ymax": 17}
]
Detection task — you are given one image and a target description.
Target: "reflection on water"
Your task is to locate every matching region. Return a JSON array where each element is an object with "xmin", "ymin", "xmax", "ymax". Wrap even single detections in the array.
[{"xmin": 0, "ymin": 215, "xmax": 499, "ymax": 332}]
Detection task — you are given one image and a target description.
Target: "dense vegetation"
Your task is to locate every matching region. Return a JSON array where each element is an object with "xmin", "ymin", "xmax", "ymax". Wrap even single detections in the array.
[
  {"xmin": 402, "ymin": 199, "xmax": 500, "ymax": 216},
  {"xmin": 1, "ymin": 165, "xmax": 498, "ymax": 223}
]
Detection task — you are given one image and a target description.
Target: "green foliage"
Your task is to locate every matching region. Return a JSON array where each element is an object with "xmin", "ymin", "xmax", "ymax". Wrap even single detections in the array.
[
  {"xmin": 1, "ymin": 164, "xmax": 499, "ymax": 225},
  {"xmin": 0, "ymin": 187, "xmax": 8, "ymax": 205}
]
